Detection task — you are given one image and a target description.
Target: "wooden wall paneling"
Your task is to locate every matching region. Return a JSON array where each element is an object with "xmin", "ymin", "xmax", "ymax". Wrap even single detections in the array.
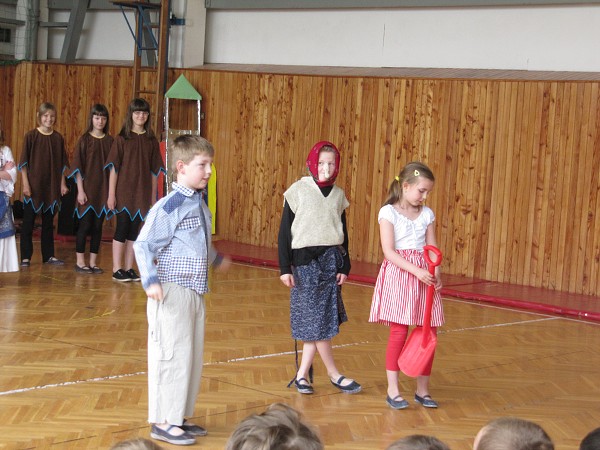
[
  {"xmin": 589, "ymin": 84, "xmax": 600, "ymax": 294},
  {"xmin": 458, "ymin": 80, "xmax": 476, "ymax": 276},
  {"xmin": 532, "ymin": 82, "xmax": 552, "ymax": 289},
  {"xmin": 367, "ymin": 78, "xmax": 391, "ymax": 265},
  {"xmin": 520, "ymin": 81, "xmax": 540, "ymax": 285},
  {"xmin": 431, "ymin": 79, "xmax": 452, "ymax": 273},
  {"xmin": 351, "ymin": 77, "xmax": 377, "ymax": 262},
  {"xmin": 580, "ymin": 83, "xmax": 599, "ymax": 294},
  {"xmin": 6, "ymin": 63, "xmax": 600, "ymax": 294},
  {"xmin": 551, "ymin": 82, "xmax": 571, "ymax": 291},
  {"xmin": 512, "ymin": 81, "xmax": 530, "ymax": 285},
  {"xmin": 486, "ymin": 81, "xmax": 508, "ymax": 282},
  {"xmin": 539, "ymin": 82, "xmax": 558, "ymax": 290},
  {"xmin": 450, "ymin": 80, "xmax": 469, "ymax": 276},
  {"xmin": 477, "ymin": 81, "xmax": 499, "ymax": 280},
  {"xmin": 465, "ymin": 80, "xmax": 486, "ymax": 279},
  {"xmin": 563, "ymin": 82, "xmax": 585, "ymax": 292}
]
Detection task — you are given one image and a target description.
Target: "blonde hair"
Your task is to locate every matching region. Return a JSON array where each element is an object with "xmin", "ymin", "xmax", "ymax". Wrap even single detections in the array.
[
  {"xmin": 226, "ymin": 403, "xmax": 323, "ymax": 450},
  {"xmin": 387, "ymin": 435, "xmax": 451, "ymax": 450},
  {"xmin": 170, "ymin": 134, "xmax": 214, "ymax": 176},
  {"xmin": 475, "ymin": 417, "xmax": 554, "ymax": 450},
  {"xmin": 384, "ymin": 161, "xmax": 435, "ymax": 206},
  {"xmin": 110, "ymin": 438, "xmax": 164, "ymax": 450}
]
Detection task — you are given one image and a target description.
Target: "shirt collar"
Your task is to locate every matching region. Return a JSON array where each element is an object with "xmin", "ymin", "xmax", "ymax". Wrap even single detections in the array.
[{"xmin": 172, "ymin": 182, "xmax": 197, "ymax": 197}]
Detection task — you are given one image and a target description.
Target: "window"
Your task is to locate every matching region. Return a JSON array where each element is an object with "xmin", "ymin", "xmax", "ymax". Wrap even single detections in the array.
[{"xmin": 0, "ymin": 28, "xmax": 11, "ymax": 43}]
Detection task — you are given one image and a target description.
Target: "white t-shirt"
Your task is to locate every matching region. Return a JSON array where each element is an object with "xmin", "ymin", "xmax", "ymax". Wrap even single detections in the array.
[{"xmin": 377, "ymin": 204, "xmax": 435, "ymax": 250}]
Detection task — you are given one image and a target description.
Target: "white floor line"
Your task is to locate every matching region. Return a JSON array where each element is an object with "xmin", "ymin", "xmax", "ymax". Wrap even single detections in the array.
[
  {"xmin": 0, "ymin": 342, "xmax": 369, "ymax": 397},
  {"xmin": 440, "ymin": 316, "xmax": 559, "ymax": 334},
  {"xmin": 205, "ymin": 340, "xmax": 369, "ymax": 365},
  {"xmin": 0, "ymin": 371, "xmax": 147, "ymax": 397}
]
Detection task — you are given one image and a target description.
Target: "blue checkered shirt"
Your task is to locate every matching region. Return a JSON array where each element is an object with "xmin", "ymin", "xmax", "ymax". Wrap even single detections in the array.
[{"xmin": 134, "ymin": 183, "xmax": 218, "ymax": 295}]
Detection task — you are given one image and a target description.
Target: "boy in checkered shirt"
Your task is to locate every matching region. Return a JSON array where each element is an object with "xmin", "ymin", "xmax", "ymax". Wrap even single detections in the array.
[{"xmin": 134, "ymin": 134, "xmax": 230, "ymax": 446}]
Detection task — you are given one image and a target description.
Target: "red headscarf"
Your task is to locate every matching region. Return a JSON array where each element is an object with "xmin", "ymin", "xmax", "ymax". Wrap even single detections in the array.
[{"xmin": 305, "ymin": 141, "xmax": 341, "ymax": 187}]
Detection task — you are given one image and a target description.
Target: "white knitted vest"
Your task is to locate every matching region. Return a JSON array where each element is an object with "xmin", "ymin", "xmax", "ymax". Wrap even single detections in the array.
[{"xmin": 283, "ymin": 177, "xmax": 349, "ymax": 249}]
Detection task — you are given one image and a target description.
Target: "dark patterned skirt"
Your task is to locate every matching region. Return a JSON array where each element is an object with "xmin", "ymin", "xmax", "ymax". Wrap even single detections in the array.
[{"xmin": 290, "ymin": 246, "xmax": 348, "ymax": 341}]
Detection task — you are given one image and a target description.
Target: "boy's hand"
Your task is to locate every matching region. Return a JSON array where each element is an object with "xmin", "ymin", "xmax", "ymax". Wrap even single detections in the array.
[
  {"xmin": 215, "ymin": 255, "xmax": 232, "ymax": 272},
  {"xmin": 145, "ymin": 283, "xmax": 163, "ymax": 301},
  {"xmin": 336, "ymin": 273, "xmax": 347, "ymax": 286},
  {"xmin": 280, "ymin": 273, "xmax": 295, "ymax": 288}
]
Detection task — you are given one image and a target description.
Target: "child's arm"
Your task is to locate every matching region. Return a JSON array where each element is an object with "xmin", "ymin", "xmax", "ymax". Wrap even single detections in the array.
[
  {"xmin": 278, "ymin": 200, "xmax": 295, "ymax": 288},
  {"xmin": 60, "ymin": 172, "xmax": 68, "ymax": 196},
  {"xmin": 75, "ymin": 172, "xmax": 87, "ymax": 205},
  {"xmin": 133, "ymin": 201, "xmax": 177, "ymax": 300},
  {"xmin": 380, "ymin": 219, "xmax": 436, "ymax": 286},
  {"xmin": 151, "ymin": 174, "xmax": 157, "ymax": 205},
  {"xmin": 107, "ymin": 167, "xmax": 117, "ymax": 210},
  {"xmin": 20, "ymin": 166, "xmax": 31, "ymax": 197}
]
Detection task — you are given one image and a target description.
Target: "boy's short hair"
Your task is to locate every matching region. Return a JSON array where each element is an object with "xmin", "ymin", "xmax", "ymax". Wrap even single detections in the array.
[
  {"xmin": 387, "ymin": 434, "xmax": 450, "ymax": 450},
  {"xmin": 225, "ymin": 403, "xmax": 323, "ymax": 450},
  {"xmin": 110, "ymin": 438, "xmax": 164, "ymax": 450},
  {"xmin": 581, "ymin": 427, "xmax": 600, "ymax": 450},
  {"xmin": 475, "ymin": 417, "xmax": 554, "ymax": 450},
  {"xmin": 170, "ymin": 134, "xmax": 214, "ymax": 176}
]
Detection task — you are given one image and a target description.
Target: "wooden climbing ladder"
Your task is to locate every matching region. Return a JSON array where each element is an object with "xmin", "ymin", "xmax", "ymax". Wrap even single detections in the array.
[{"xmin": 111, "ymin": 0, "xmax": 170, "ymax": 136}]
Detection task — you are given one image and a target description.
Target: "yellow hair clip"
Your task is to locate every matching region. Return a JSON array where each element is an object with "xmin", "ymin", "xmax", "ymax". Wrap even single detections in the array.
[
  {"xmin": 414, "ymin": 169, "xmax": 420, "ymax": 177},
  {"xmin": 395, "ymin": 176, "xmax": 400, "ymax": 182}
]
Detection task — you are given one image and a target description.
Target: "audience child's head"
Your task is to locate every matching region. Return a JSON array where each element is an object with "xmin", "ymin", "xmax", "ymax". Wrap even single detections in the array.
[
  {"xmin": 387, "ymin": 434, "xmax": 451, "ymax": 450},
  {"xmin": 385, "ymin": 161, "xmax": 435, "ymax": 206},
  {"xmin": 474, "ymin": 417, "xmax": 554, "ymax": 450},
  {"xmin": 85, "ymin": 103, "xmax": 110, "ymax": 135},
  {"xmin": 110, "ymin": 437, "xmax": 164, "ymax": 450},
  {"xmin": 225, "ymin": 402, "xmax": 323, "ymax": 450},
  {"xmin": 581, "ymin": 427, "xmax": 600, "ymax": 450},
  {"xmin": 170, "ymin": 134, "xmax": 215, "ymax": 179}
]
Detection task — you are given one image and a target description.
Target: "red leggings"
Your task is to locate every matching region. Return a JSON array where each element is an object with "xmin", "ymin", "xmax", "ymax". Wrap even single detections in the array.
[{"xmin": 385, "ymin": 323, "xmax": 437, "ymax": 375}]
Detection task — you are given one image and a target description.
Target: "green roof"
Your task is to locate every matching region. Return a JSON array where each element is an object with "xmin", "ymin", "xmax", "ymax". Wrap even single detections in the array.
[{"xmin": 165, "ymin": 74, "xmax": 202, "ymax": 100}]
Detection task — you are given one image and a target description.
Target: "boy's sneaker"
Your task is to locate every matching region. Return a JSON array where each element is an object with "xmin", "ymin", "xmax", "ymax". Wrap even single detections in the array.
[
  {"xmin": 112, "ymin": 269, "xmax": 131, "ymax": 282},
  {"xmin": 126, "ymin": 268, "xmax": 141, "ymax": 281}
]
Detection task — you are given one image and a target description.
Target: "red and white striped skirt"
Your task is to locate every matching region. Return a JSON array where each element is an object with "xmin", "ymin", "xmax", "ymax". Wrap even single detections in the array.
[{"xmin": 369, "ymin": 249, "xmax": 444, "ymax": 327}]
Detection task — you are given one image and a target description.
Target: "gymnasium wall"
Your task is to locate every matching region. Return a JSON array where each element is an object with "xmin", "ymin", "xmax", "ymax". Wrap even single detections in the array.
[{"xmin": 3, "ymin": 61, "xmax": 600, "ymax": 296}]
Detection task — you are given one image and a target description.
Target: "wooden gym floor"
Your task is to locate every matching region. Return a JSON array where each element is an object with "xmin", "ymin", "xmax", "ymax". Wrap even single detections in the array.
[{"xmin": 1, "ymin": 239, "xmax": 599, "ymax": 449}]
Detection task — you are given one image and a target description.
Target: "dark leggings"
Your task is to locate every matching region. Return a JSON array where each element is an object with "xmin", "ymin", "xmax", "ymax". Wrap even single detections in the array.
[
  {"xmin": 76, "ymin": 212, "xmax": 105, "ymax": 254},
  {"xmin": 113, "ymin": 212, "xmax": 142, "ymax": 243},
  {"xmin": 20, "ymin": 203, "xmax": 56, "ymax": 262}
]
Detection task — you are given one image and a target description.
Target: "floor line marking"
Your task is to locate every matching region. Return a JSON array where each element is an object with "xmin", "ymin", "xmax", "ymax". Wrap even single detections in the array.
[{"xmin": 0, "ymin": 342, "xmax": 369, "ymax": 397}]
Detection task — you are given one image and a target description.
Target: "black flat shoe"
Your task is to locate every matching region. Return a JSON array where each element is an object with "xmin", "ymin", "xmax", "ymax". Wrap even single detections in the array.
[
  {"xmin": 294, "ymin": 377, "xmax": 314, "ymax": 394},
  {"xmin": 414, "ymin": 393, "xmax": 438, "ymax": 408},
  {"xmin": 150, "ymin": 424, "xmax": 195, "ymax": 446},
  {"xmin": 386, "ymin": 394, "xmax": 409, "ymax": 410},
  {"xmin": 181, "ymin": 420, "xmax": 208, "ymax": 436},
  {"xmin": 330, "ymin": 375, "xmax": 362, "ymax": 394}
]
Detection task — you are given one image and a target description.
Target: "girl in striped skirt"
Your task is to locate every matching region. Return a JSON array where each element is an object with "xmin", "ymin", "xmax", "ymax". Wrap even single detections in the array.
[{"xmin": 369, "ymin": 162, "xmax": 444, "ymax": 410}]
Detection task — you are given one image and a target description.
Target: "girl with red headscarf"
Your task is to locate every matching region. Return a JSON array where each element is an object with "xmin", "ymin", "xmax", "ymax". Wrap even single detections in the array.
[{"xmin": 278, "ymin": 141, "xmax": 361, "ymax": 395}]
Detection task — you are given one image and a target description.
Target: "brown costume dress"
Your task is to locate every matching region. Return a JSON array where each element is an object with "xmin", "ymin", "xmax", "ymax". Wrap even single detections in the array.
[
  {"xmin": 69, "ymin": 133, "xmax": 114, "ymax": 218},
  {"xmin": 104, "ymin": 132, "xmax": 164, "ymax": 220},
  {"xmin": 18, "ymin": 129, "xmax": 69, "ymax": 213}
]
